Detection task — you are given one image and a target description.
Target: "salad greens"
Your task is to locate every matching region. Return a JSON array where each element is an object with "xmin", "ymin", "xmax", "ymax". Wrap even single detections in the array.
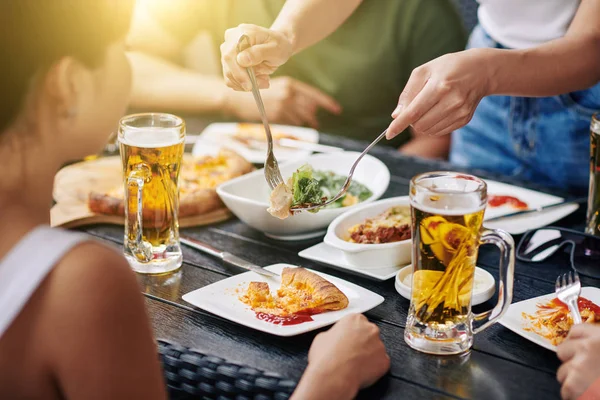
[
  {"xmin": 290, "ymin": 164, "xmax": 322, "ymax": 207},
  {"xmin": 289, "ymin": 164, "xmax": 372, "ymax": 211}
]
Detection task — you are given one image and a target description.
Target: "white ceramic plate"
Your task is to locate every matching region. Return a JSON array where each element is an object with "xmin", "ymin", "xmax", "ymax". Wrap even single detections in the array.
[
  {"xmin": 298, "ymin": 242, "xmax": 405, "ymax": 281},
  {"xmin": 182, "ymin": 264, "xmax": 384, "ymax": 336},
  {"xmin": 499, "ymin": 286, "xmax": 600, "ymax": 352},
  {"xmin": 394, "ymin": 265, "xmax": 496, "ymax": 305},
  {"xmin": 484, "ymin": 180, "xmax": 579, "ymax": 235},
  {"xmin": 193, "ymin": 122, "xmax": 319, "ymax": 163},
  {"xmin": 217, "ymin": 152, "xmax": 390, "ymax": 239}
]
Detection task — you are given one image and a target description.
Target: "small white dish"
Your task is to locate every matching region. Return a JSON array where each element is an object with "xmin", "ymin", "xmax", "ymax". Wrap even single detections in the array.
[
  {"xmin": 323, "ymin": 197, "xmax": 412, "ymax": 269},
  {"xmin": 217, "ymin": 152, "xmax": 390, "ymax": 239},
  {"xmin": 484, "ymin": 180, "xmax": 579, "ymax": 235},
  {"xmin": 182, "ymin": 264, "xmax": 384, "ymax": 336},
  {"xmin": 298, "ymin": 242, "xmax": 404, "ymax": 281},
  {"xmin": 394, "ymin": 265, "xmax": 496, "ymax": 306},
  {"xmin": 193, "ymin": 122, "xmax": 319, "ymax": 164},
  {"xmin": 499, "ymin": 286, "xmax": 600, "ymax": 352}
]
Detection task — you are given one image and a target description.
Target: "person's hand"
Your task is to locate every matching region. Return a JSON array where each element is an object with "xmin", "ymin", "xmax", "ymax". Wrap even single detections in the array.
[
  {"xmin": 386, "ymin": 48, "xmax": 494, "ymax": 140},
  {"xmin": 221, "ymin": 24, "xmax": 294, "ymax": 91},
  {"xmin": 224, "ymin": 77, "xmax": 341, "ymax": 128},
  {"xmin": 299, "ymin": 314, "xmax": 390, "ymax": 399},
  {"xmin": 556, "ymin": 323, "xmax": 600, "ymax": 400}
]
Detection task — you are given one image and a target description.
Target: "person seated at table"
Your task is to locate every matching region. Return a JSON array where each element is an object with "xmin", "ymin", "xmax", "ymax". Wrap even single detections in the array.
[
  {"xmin": 557, "ymin": 324, "xmax": 600, "ymax": 400},
  {"xmin": 126, "ymin": 0, "xmax": 466, "ymax": 159},
  {"xmin": 220, "ymin": 0, "xmax": 600, "ymax": 194},
  {"xmin": 0, "ymin": 1, "xmax": 390, "ymax": 398}
]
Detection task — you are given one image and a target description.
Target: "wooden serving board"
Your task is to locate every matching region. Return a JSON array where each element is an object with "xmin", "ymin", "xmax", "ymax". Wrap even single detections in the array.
[{"xmin": 51, "ymin": 156, "xmax": 232, "ymax": 229}]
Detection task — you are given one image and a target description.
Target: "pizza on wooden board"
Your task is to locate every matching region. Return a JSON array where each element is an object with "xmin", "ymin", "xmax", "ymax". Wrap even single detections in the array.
[{"xmin": 88, "ymin": 149, "xmax": 253, "ymax": 218}]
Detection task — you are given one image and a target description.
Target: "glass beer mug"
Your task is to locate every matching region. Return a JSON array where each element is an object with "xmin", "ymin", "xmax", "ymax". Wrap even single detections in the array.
[
  {"xmin": 118, "ymin": 113, "xmax": 185, "ymax": 274},
  {"xmin": 586, "ymin": 113, "xmax": 600, "ymax": 236},
  {"xmin": 405, "ymin": 172, "xmax": 515, "ymax": 355}
]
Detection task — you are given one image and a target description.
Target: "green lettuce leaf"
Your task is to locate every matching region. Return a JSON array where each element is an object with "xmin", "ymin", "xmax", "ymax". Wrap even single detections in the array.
[
  {"xmin": 287, "ymin": 164, "xmax": 373, "ymax": 213},
  {"xmin": 290, "ymin": 164, "xmax": 322, "ymax": 207}
]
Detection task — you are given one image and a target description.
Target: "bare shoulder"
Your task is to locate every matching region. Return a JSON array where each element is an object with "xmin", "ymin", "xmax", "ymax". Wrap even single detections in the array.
[
  {"xmin": 44, "ymin": 240, "xmax": 143, "ymax": 325},
  {"xmin": 56, "ymin": 240, "xmax": 132, "ymax": 280},
  {"xmin": 40, "ymin": 241, "xmax": 166, "ymax": 399}
]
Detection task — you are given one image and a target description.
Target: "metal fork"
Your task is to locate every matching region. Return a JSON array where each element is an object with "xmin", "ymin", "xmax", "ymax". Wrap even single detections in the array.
[
  {"xmin": 237, "ymin": 34, "xmax": 284, "ymax": 190},
  {"xmin": 555, "ymin": 271, "xmax": 583, "ymax": 324},
  {"xmin": 290, "ymin": 129, "xmax": 388, "ymax": 212}
]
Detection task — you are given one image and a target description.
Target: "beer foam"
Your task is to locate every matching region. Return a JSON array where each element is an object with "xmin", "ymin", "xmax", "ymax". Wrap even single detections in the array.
[
  {"xmin": 410, "ymin": 191, "xmax": 485, "ymax": 216},
  {"xmin": 119, "ymin": 128, "xmax": 183, "ymax": 148}
]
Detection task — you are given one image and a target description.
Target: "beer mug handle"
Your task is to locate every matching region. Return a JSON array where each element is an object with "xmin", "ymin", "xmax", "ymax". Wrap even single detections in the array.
[
  {"xmin": 126, "ymin": 165, "xmax": 153, "ymax": 263},
  {"xmin": 473, "ymin": 228, "xmax": 515, "ymax": 334}
]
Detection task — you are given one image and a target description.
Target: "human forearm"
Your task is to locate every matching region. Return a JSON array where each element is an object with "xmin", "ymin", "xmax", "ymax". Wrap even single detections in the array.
[
  {"xmin": 386, "ymin": 0, "xmax": 600, "ymax": 140},
  {"xmin": 270, "ymin": 0, "xmax": 363, "ymax": 54},
  {"xmin": 291, "ymin": 364, "xmax": 358, "ymax": 400},
  {"xmin": 222, "ymin": 0, "xmax": 362, "ymax": 91},
  {"xmin": 485, "ymin": 0, "xmax": 600, "ymax": 97},
  {"xmin": 128, "ymin": 52, "xmax": 227, "ymax": 113},
  {"xmin": 485, "ymin": 36, "xmax": 600, "ymax": 97}
]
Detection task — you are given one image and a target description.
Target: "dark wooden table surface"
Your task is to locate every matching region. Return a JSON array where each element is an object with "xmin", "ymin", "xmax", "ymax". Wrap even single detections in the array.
[{"xmin": 77, "ymin": 133, "xmax": 600, "ymax": 400}]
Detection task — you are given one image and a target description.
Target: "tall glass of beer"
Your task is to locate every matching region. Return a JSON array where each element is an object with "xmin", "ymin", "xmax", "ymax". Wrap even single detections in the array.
[
  {"xmin": 405, "ymin": 172, "xmax": 515, "ymax": 355},
  {"xmin": 118, "ymin": 113, "xmax": 185, "ymax": 274},
  {"xmin": 586, "ymin": 113, "xmax": 600, "ymax": 236}
]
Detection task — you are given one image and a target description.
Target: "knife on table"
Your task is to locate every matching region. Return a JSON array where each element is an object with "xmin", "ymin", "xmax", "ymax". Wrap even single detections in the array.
[
  {"xmin": 484, "ymin": 197, "xmax": 587, "ymax": 223},
  {"xmin": 180, "ymin": 236, "xmax": 279, "ymax": 277}
]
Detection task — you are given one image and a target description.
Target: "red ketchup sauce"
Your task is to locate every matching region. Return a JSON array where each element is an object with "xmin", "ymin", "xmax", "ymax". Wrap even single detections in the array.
[
  {"xmin": 544, "ymin": 297, "xmax": 600, "ymax": 315},
  {"xmin": 255, "ymin": 312, "xmax": 314, "ymax": 325},
  {"xmin": 488, "ymin": 195, "xmax": 528, "ymax": 210}
]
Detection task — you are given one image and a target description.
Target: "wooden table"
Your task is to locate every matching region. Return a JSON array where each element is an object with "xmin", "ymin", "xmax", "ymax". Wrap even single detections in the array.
[{"xmin": 78, "ymin": 133, "xmax": 600, "ymax": 399}]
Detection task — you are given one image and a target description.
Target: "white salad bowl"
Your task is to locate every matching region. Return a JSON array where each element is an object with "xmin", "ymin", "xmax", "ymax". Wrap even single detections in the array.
[
  {"xmin": 216, "ymin": 152, "xmax": 390, "ymax": 240},
  {"xmin": 323, "ymin": 196, "xmax": 412, "ymax": 268}
]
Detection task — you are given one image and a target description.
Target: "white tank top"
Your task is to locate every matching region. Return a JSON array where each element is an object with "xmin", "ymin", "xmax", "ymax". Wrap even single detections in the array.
[
  {"xmin": 477, "ymin": 0, "xmax": 581, "ymax": 49},
  {"xmin": 0, "ymin": 226, "xmax": 91, "ymax": 339}
]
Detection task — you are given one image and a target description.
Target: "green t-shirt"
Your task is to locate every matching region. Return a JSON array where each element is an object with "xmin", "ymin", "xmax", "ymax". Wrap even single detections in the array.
[{"xmin": 150, "ymin": 0, "xmax": 466, "ymax": 146}]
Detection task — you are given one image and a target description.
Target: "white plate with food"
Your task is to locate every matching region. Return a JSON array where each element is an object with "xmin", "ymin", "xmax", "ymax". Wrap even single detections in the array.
[
  {"xmin": 483, "ymin": 180, "xmax": 580, "ymax": 235},
  {"xmin": 217, "ymin": 152, "xmax": 390, "ymax": 240},
  {"xmin": 193, "ymin": 122, "xmax": 319, "ymax": 163},
  {"xmin": 298, "ymin": 243, "xmax": 405, "ymax": 281},
  {"xmin": 499, "ymin": 286, "xmax": 600, "ymax": 351},
  {"xmin": 394, "ymin": 265, "xmax": 495, "ymax": 305},
  {"xmin": 182, "ymin": 264, "xmax": 384, "ymax": 336}
]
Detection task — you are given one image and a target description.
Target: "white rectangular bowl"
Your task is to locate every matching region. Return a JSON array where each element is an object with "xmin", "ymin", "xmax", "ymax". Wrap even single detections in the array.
[{"xmin": 216, "ymin": 152, "xmax": 390, "ymax": 240}]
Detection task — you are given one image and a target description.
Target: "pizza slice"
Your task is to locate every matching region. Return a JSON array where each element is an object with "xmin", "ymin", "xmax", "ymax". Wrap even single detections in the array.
[{"xmin": 240, "ymin": 267, "xmax": 349, "ymax": 316}]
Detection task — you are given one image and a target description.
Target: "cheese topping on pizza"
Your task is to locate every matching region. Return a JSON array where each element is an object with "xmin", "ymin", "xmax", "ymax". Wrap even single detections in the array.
[
  {"xmin": 239, "ymin": 267, "xmax": 349, "ymax": 316},
  {"xmin": 347, "ymin": 206, "xmax": 411, "ymax": 244},
  {"xmin": 522, "ymin": 297, "xmax": 600, "ymax": 345}
]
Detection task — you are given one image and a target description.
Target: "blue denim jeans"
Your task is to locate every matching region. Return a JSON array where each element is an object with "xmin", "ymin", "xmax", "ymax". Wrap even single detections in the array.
[{"xmin": 450, "ymin": 25, "xmax": 600, "ymax": 194}]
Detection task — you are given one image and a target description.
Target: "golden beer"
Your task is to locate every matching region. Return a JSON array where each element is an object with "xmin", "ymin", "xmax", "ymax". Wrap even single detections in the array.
[
  {"xmin": 405, "ymin": 172, "xmax": 515, "ymax": 355},
  {"xmin": 586, "ymin": 114, "xmax": 600, "ymax": 236},
  {"xmin": 119, "ymin": 113, "xmax": 185, "ymax": 274},
  {"xmin": 411, "ymin": 206, "xmax": 484, "ymax": 326}
]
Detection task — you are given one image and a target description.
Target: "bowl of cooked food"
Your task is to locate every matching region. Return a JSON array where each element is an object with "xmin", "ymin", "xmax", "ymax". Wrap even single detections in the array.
[
  {"xmin": 216, "ymin": 152, "xmax": 390, "ymax": 240},
  {"xmin": 323, "ymin": 197, "xmax": 412, "ymax": 268}
]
